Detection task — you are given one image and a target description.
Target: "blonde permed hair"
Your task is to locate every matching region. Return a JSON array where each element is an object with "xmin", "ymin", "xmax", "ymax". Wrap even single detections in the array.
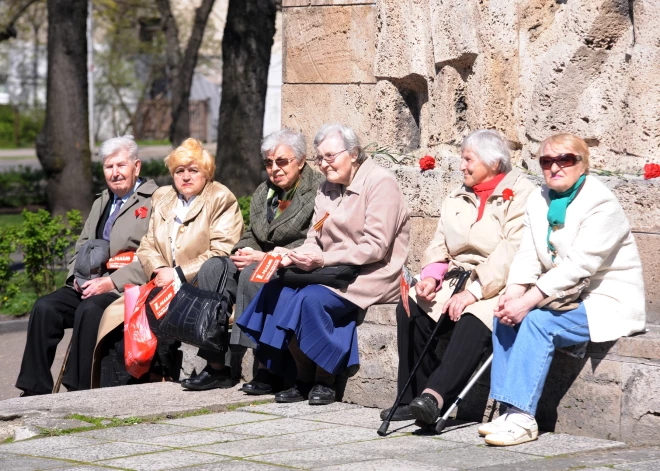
[
  {"xmin": 164, "ymin": 138, "xmax": 216, "ymax": 180},
  {"xmin": 538, "ymin": 133, "xmax": 590, "ymax": 170}
]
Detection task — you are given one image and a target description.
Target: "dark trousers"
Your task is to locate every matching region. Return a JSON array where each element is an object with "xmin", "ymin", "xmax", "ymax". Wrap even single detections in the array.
[
  {"xmin": 396, "ymin": 296, "xmax": 491, "ymax": 407},
  {"xmin": 16, "ymin": 286, "xmax": 117, "ymax": 394}
]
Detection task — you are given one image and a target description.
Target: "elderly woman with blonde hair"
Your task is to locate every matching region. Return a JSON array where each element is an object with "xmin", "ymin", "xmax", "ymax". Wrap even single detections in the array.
[
  {"xmin": 93, "ymin": 138, "xmax": 244, "ymax": 387},
  {"xmin": 381, "ymin": 129, "xmax": 536, "ymax": 427},
  {"xmin": 479, "ymin": 133, "xmax": 646, "ymax": 446}
]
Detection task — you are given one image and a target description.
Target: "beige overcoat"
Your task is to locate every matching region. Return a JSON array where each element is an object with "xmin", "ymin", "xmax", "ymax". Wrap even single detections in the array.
[
  {"xmin": 295, "ymin": 158, "xmax": 411, "ymax": 310},
  {"xmin": 67, "ymin": 179, "xmax": 159, "ymax": 293},
  {"xmin": 410, "ymin": 169, "xmax": 536, "ymax": 329},
  {"xmin": 91, "ymin": 180, "xmax": 244, "ymax": 387}
]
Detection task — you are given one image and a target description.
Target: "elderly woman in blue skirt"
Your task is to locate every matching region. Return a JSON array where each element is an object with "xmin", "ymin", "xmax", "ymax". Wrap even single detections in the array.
[
  {"xmin": 237, "ymin": 123, "xmax": 410, "ymax": 405},
  {"xmin": 480, "ymin": 133, "xmax": 646, "ymax": 446}
]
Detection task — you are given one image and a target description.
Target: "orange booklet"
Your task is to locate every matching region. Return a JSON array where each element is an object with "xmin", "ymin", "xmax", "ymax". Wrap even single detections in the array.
[
  {"xmin": 400, "ymin": 272, "xmax": 410, "ymax": 316},
  {"xmin": 149, "ymin": 282, "xmax": 175, "ymax": 320},
  {"xmin": 107, "ymin": 251, "xmax": 136, "ymax": 269},
  {"xmin": 249, "ymin": 253, "xmax": 282, "ymax": 283}
]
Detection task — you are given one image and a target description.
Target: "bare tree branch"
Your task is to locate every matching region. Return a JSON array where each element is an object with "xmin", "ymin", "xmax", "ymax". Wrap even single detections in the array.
[{"xmin": 0, "ymin": 0, "xmax": 41, "ymax": 42}]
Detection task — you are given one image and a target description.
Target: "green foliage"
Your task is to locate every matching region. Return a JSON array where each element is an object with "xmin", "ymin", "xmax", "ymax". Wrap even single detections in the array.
[
  {"xmin": 0, "ymin": 271, "xmax": 66, "ymax": 316},
  {"xmin": 0, "ymin": 227, "xmax": 18, "ymax": 303},
  {"xmin": 0, "ymin": 106, "xmax": 45, "ymax": 148},
  {"xmin": 15, "ymin": 209, "xmax": 82, "ymax": 297},
  {"xmin": 0, "ymin": 166, "xmax": 47, "ymax": 208},
  {"xmin": 238, "ymin": 196, "xmax": 252, "ymax": 228}
]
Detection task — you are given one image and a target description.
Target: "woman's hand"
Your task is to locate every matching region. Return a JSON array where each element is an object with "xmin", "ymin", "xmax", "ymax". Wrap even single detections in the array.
[
  {"xmin": 230, "ymin": 248, "xmax": 266, "ymax": 271},
  {"xmin": 153, "ymin": 267, "xmax": 176, "ymax": 287},
  {"xmin": 494, "ymin": 284, "xmax": 528, "ymax": 313},
  {"xmin": 442, "ymin": 290, "xmax": 477, "ymax": 322},
  {"xmin": 287, "ymin": 251, "xmax": 324, "ymax": 271},
  {"xmin": 415, "ymin": 277, "xmax": 439, "ymax": 302},
  {"xmin": 494, "ymin": 286, "xmax": 544, "ymax": 326}
]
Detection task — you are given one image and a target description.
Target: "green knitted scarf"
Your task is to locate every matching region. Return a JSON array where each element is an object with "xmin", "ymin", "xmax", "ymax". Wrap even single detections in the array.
[{"xmin": 546, "ymin": 174, "xmax": 587, "ymax": 259}]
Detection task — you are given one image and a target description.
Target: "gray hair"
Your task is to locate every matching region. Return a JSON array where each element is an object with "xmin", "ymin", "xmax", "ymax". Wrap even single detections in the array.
[
  {"xmin": 261, "ymin": 129, "xmax": 307, "ymax": 163},
  {"xmin": 98, "ymin": 135, "xmax": 139, "ymax": 163},
  {"xmin": 313, "ymin": 123, "xmax": 367, "ymax": 164},
  {"xmin": 461, "ymin": 129, "xmax": 512, "ymax": 173}
]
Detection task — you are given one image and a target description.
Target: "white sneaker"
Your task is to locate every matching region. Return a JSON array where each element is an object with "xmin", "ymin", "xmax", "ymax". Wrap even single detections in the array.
[
  {"xmin": 477, "ymin": 410, "xmax": 509, "ymax": 437},
  {"xmin": 484, "ymin": 420, "xmax": 539, "ymax": 446}
]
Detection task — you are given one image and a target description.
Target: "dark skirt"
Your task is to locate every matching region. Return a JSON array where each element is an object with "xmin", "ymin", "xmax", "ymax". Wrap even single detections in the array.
[{"xmin": 237, "ymin": 280, "xmax": 359, "ymax": 381}]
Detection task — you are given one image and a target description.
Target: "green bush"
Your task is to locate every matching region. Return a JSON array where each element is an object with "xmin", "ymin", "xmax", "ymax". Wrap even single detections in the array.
[
  {"xmin": 0, "ymin": 105, "xmax": 45, "ymax": 148},
  {"xmin": 238, "ymin": 196, "xmax": 251, "ymax": 228},
  {"xmin": 0, "ymin": 166, "xmax": 48, "ymax": 208}
]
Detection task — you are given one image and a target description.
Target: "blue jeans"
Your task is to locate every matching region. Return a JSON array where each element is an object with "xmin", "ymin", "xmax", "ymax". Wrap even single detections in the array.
[{"xmin": 490, "ymin": 304, "xmax": 590, "ymax": 415}]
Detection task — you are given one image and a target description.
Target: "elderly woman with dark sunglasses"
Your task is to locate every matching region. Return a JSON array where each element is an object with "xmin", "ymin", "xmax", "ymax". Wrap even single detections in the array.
[
  {"xmin": 479, "ymin": 133, "xmax": 646, "ymax": 447},
  {"xmin": 181, "ymin": 129, "xmax": 326, "ymax": 392}
]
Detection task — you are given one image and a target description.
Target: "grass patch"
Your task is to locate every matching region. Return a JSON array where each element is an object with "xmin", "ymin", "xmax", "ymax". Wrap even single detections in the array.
[
  {"xmin": 2, "ymin": 436, "xmax": 14, "ymax": 444},
  {"xmin": 0, "ymin": 271, "xmax": 67, "ymax": 317},
  {"xmin": 0, "ymin": 214, "xmax": 23, "ymax": 229}
]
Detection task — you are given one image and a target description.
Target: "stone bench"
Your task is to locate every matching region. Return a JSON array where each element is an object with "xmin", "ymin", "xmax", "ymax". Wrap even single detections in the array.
[{"xmin": 343, "ymin": 303, "xmax": 660, "ymax": 446}]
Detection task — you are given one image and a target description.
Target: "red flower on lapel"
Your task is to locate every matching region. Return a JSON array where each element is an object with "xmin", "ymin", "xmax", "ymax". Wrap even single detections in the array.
[
  {"xmin": 135, "ymin": 206, "xmax": 148, "ymax": 218},
  {"xmin": 278, "ymin": 200, "xmax": 292, "ymax": 212},
  {"xmin": 502, "ymin": 188, "xmax": 514, "ymax": 201}
]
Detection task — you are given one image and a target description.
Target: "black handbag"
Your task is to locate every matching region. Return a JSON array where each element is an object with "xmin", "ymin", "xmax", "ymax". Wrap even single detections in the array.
[
  {"xmin": 158, "ymin": 257, "xmax": 231, "ymax": 353},
  {"xmin": 277, "ymin": 265, "xmax": 360, "ymax": 290}
]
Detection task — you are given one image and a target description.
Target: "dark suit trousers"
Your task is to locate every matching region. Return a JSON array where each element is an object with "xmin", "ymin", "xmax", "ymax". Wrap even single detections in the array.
[
  {"xmin": 16, "ymin": 287, "xmax": 117, "ymax": 395},
  {"xmin": 396, "ymin": 297, "xmax": 491, "ymax": 407}
]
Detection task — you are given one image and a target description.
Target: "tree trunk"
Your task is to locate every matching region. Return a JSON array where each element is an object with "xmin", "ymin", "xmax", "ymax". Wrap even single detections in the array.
[
  {"xmin": 36, "ymin": 0, "xmax": 93, "ymax": 216},
  {"xmin": 215, "ymin": 0, "xmax": 277, "ymax": 196},
  {"xmin": 156, "ymin": 0, "xmax": 215, "ymax": 147}
]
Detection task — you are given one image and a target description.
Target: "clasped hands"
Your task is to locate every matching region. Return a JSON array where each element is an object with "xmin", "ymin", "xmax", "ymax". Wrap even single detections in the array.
[
  {"xmin": 494, "ymin": 284, "xmax": 544, "ymax": 327},
  {"xmin": 414, "ymin": 276, "xmax": 477, "ymax": 322},
  {"xmin": 74, "ymin": 277, "xmax": 116, "ymax": 299},
  {"xmin": 229, "ymin": 247, "xmax": 324, "ymax": 272}
]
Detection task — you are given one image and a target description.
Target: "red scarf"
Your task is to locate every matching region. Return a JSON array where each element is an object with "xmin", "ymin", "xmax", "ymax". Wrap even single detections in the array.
[{"xmin": 472, "ymin": 173, "xmax": 506, "ymax": 222}]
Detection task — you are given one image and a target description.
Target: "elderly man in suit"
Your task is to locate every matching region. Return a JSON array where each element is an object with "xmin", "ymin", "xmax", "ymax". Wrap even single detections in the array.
[{"xmin": 15, "ymin": 135, "xmax": 159, "ymax": 396}]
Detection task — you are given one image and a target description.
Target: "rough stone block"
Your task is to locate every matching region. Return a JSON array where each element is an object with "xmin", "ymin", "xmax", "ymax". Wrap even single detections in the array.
[
  {"xmin": 620, "ymin": 361, "xmax": 660, "ymax": 445},
  {"xmin": 281, "ymin": 83, "xmax": 377, "ymax": 150},
  {"xmin": 283, "ymin": 5, "xmax": 375, "ymax": 84},
  {"xmin": 633, "ymin": 233, "xmax": 660, "ymax": 325},
  {"xmin": 283, "ymin": 1, "xmax": 375, "ymax": 7},
  {"xmin": 363, "ymin": 303, "xmax": 397, "ymax": 326},
  {"xmin": 408, "ymin": 216, "xmax": 440, "ymax": 274}
]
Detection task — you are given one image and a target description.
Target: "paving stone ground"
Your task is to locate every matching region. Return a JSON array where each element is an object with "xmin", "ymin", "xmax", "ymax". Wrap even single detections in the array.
[{"xmin": 1, "ymin": 402, "xmax": 659, "ymax": 470}]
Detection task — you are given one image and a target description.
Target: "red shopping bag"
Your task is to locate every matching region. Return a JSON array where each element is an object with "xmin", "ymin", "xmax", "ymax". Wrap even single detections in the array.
[{"xmin": 124, "ymin": 280, "xmax": 157, "ymax": 379}]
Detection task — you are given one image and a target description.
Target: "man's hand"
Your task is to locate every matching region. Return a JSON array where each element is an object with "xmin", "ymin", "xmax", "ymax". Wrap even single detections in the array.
[
  {"xmin": 230, "ymin": 248, "xmax": 266, "ymax": 271},
  {"xmin": 415, "ymin": 277, "xmax": 439, "ymax": 302},
  {"xmin": 81, "ymin": 277, "xmax": 116, "ymax": 299},
  {"xmin": 153, "ymin": 267, "xmax": 176, "ymax": 287},
  {"xmin": 287, "ymin": 251, "xmax": 324, "ymax": 271},
  {"xmin": 442, "ymin": 290, "xmax": 477, "ymax": 322},
  {"xmin": 73, "ymin": 279, "xmax": 83, "ymax": 293}
]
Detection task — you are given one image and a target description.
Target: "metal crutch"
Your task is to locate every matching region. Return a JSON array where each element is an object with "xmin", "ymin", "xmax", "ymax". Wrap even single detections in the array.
[
  {"xmin": 378, "ymin": 269, "xmax": 472, "ymax": 436},
  {"xmin": 435, "ymin": 352, "xmax": 493, "ymax": 433}
]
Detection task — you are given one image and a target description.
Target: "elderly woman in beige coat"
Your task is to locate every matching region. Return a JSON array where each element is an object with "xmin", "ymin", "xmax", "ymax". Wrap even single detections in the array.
[
  {"xmin": 237, "ymin": 123, "xmax": 410, "ymax": 406},
  {"xmin": 93, "ymin": 138, "xmax": 244, "ymax": 388},
  {"xmin": 381, "ymin": 129, "xmax": 536, "ymax": 427}
]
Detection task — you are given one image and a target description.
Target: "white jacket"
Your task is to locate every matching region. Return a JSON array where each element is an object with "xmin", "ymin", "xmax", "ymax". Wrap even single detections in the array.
[{"xmin": 508, "ymin": 176, "xmax": 646, "ymax": 342}]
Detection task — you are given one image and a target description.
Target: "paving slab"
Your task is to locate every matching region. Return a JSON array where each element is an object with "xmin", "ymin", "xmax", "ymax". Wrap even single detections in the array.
[
  {"xmin": 335, "ymin": 434, "xmax": 467, "ymax": 457},
  {"xmin": 123, "ymin": 429, "xmax": 254, "ymax": 448},
  {"xmin": 320, "ymin": 458, "xmax": 458, "ymax": 471},
  {"xmin": 237, "ymin": 400, "xmax": 361, "ymax": 418},
  {"xmin": 0, "ymin": 454, "xmax": 74, "ymax": 471},
  {"xmin": 298, "ymin": 404, "xmax": 416, "ymax": 432},
  {"xmin": 35, "ymin": 441, "xmax": 169, "ymax": 462},
  {"xmin": 507, "ymin": 433, "xmax": 626, "ymax": 457},
  {"xmin": 252, "ymin": 444, "xmax": 388, "ymax": 469},
  {"xmin": 433, "ymin": 422, "xmax": 488, "ymax": 445},
  {"xmin": 405, "ymin": 447, "xmax": 541, "ymax": 469},
  {"xmin": 614, "ymin": 459, "xmax": 660, "ymax": 470},
  {"xmin": 0, "ymin": 435, "xmax": 104, "ymax": 455},
  {"xmin": 192, "ymin": 433, "xmax": 315, "ymax": 458},
  {"xmin": 49, "ymin": 467, "xmax": 117, "ymax": 471},
  {"xmin": 75, "ymin": 423, "xmax": 199, "ymax": 441},
  {"xmin": 219, "ymin": 417, "xmax": 335, "ymax": 437},
  {"xmin": 161, "ymin": 411, "xmax": 279, "ymax": 428},
  {"xmin": 178, "ymin": 459, "xmax": 291, "ymax": 470},
  {"xmin": 99, "ymin": 449, "xmax": 229, "ymax": 470}
]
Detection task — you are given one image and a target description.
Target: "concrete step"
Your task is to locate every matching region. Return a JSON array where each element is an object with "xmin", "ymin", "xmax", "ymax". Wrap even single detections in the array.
[{"xmin": 345, "ymin": 304, "xmax": 660, "ymax": 446}]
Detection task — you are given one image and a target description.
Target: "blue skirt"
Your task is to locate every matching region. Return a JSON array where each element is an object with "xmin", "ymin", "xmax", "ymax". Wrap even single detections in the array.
[{"xmin": 236, "ymin": 280, "xmax": 360, "ymax": 381}]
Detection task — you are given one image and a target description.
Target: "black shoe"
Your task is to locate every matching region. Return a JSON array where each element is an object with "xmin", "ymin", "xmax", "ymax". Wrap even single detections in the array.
[
  {"xmin": 19, "ymin": 389, "xmax": 42, "ymax": 397},
  {"xmin": 409, "ymin": 395, "xmax": 441, "ymax": 426},
  {"xmin": 181, "ymin": 365, "xmax": 235, "ymax": 391},
  {"xmin": 380, "ymin": 404, "xmax": 413, "ymax": 421},
  {"xmin": 308, "ymin": 383, "xmax": 336, "ymax": 406},
  {"xmin": 275, "ymin": 382, "xmax": 311, "ymax": 403},
  {"xmin": 241, "ymin": 369, "xmax": 274, "ymax": 395}
]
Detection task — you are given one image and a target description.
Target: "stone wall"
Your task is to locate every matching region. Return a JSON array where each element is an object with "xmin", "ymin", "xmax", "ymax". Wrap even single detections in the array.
[{"xmin": 281, "ymin": 0, "xmax": 660, "ymax": 445}]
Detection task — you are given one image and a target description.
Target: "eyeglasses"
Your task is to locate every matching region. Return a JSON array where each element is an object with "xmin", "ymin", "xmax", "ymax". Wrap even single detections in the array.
[
  {"xmin": 315, "ymin": 149, "xmax": 347, "ymax": 165},
  {"xmin": 538, "ymin": 153, "xmax": 582, "ymax": 170},
  {"xmin": 264, "ymin": 157, "xmax": 295, "ymax": 169}
]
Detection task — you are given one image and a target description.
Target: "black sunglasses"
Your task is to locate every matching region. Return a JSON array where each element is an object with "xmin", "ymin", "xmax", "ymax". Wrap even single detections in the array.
[{"xmin": 538, "ymin": 153, "xmax": 582, "ymax": 170}]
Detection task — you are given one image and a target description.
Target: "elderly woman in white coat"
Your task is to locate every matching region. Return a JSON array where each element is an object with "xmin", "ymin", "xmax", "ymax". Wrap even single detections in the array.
[
  {"xmin": 381, "ymin": 130, "xmax": 536, "ymax": 426},
  {"xmin": 480, "ymin": 133, "xmax": 646, "ymax": 447}
]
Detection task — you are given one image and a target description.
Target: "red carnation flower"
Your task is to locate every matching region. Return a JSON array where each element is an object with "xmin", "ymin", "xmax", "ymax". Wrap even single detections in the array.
[
  {"xmin": 644, "ymin": 163, "xmax": 660, "ymax": 180},
  {"xmin": 419, "ymin": 155, "xmax": 436, "ymax": 171},
  {"xmin": 503, "ymin": 188, "xmax": 514, "ymax": 201}
]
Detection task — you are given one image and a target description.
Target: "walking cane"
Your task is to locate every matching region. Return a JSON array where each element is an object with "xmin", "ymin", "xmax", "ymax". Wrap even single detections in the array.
[
  {"xmin": 52, "ymin": 338, "xmax": 73, "ymax": 393},
  {"xmin": 435, "ymin": 352, "xmax": 493, "ymax": 433},
  {"xmin": 378, "ymin": 268, "xmax": 472, "ymax": 436}
]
